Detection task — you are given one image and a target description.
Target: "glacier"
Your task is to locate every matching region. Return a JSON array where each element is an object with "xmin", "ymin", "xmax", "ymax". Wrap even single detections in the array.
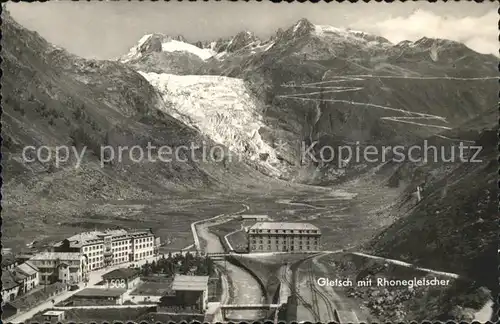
[
  {"xmin": 138, "ymin": 71, "xmax": 284, "ymax": 176},
  {"xmin": 161, "ymin": 40, "xmax": 215, "ymax": 60}
]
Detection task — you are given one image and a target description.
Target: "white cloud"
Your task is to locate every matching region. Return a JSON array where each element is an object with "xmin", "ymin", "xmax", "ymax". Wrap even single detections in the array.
[{"xmin": 355, "ymin": 9, "xmax": 498, "ymax": 56}]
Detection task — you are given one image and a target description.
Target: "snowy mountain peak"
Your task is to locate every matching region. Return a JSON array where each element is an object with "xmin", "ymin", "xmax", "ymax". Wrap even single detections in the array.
[
  {"xmin": 313, "ymin": 25, "xmax": 391, "ymax": 45},
  {"xmin": 291, "ymin": 18, "xmax": 315, "ymax": 36},
  {"xmin": 414, "ymin": 36, "xmax": 463, "ymax": 49},
  {"xmin": 394, "ymin": 37, "xmax": 473, "ymax": 57},
  {"xmin": 283, "ymin": 18, "xmax": 391, "ymax": 47},
  {"xmin": 226, "ymin": 31, "xmax": 261, "ymax": 52}
]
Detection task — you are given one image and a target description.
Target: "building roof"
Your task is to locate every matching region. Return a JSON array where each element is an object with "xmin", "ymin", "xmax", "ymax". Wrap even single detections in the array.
[
  {"xmin": 102, "ymin": 268, "xmax": 139, "ymax": 280},
  {"xmin": 13, "ymin": 270, "xmax": 28, "ymax": 282},
  {"xmin": 241, "ymin": 214, "xmax": 269, "ymax": 219},
  {"xmin": 2, "ymin": 248, "xmax": 13, "ymax": 255},
  {"xmin": 171, "ymin": 275, "xmax": 209, "ymax": 291},
  {"xmin": 43, "ymin": 310, "xmax": 65, "ymax": 316},
  {"xmin": 57, "ymin": 229, "xmax": 155, "ymax": 248},
  {"xmin": 249, "ymin": 222, "xmax": 319, "ymax": 231},
  {"xmin": 16, "ymin": 253, "xmax": 36, "ymax": 260},
  {"xmin": 74, "ymin": 288, "xmax": 126, "ymax": 298},
  {"xmin": 1, "ymin": 270, "xmax": 20, "ymax": 291},
  {"xmin": 63, "ymin": 229, "xmax": 128, "ymax": 248},
  {"xmin": 1, "ymin": 253, "xmax": 17, "ymax": 268},
  {"xmin": 15, "ymin": 262, "xmax": 39, "ymax": 276}
]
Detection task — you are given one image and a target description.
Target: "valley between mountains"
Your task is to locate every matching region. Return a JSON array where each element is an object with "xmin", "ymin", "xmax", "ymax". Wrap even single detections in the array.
[{"xmin": 2, "ymin": 8, "xmax": 497, "ymax": 321}]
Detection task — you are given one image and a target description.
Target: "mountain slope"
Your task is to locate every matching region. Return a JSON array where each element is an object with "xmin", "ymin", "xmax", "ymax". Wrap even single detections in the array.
[
  {"xmin": 1, "ymin": 10, "xmax": 285, "ymax": 208},
  {"xmin": 367, "ymin": 110, "xmax": 498, "ymax": 293}
]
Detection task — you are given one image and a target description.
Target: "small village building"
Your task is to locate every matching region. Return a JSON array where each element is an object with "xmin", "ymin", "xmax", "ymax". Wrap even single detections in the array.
[
  {"xmin": 43, "ymin": 310, "xmax": 66, "ymax": 322},
  {"xmin": 102, "ymin": 268, "xmax": 141, "ymax": 290},
  {"xmin": 241, "ymin": 214, "xmax": 270, "ymax": 221},
  {"xmin": 170, "ymin": 275, "xmax": 209, "ymax": 312},
  {"xmin": 1, "ymin": 270, "xmax": 20, "ymax": 302},
  {"xmin": 16, "ymin": 253, "xmax": 36, "ymax": 265},
  {"xmin": 28, "ymin": 252, "xmax": 87, "ymax": 284},
  {"xmin": 1, "ymin": 302, "xmax": 19, "ymax": 319},
  {"xmin": 1, "ymin": 252, "xmax": 18, "ymax": 271},
  {"xmin": 72, "ymin": 288, "xmax": 126, "ymax": 306},
  {"xmin": 2, "ymin": 282, "xmax": 68, "ymax": 321},
  {"xmin": 14, "ymin": 261, "xmax": 39, "ymax": 292}
]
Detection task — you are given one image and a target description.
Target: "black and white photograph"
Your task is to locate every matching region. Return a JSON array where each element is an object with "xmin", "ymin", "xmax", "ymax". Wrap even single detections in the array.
[{"xmin": 1, "ymin": 1, "xmax": 498, "ymax": 323}]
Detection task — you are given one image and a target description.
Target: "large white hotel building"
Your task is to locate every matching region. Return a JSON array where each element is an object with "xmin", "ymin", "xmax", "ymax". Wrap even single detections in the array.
[
  {"xmin": 247, "ymin": 222, "xmax": 321, "ymax": 252},
  {"xmin": 52, "ymin": 229, "xmax": 160, "ymax": 271}
]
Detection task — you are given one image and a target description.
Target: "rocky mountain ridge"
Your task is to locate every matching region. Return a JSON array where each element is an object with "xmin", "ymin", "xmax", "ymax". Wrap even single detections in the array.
[{"xmin": 121, "ymin": 18, "xmax": 496, "ymax": 183}]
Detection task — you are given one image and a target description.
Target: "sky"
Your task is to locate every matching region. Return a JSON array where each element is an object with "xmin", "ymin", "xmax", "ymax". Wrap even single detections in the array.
[{"xmin": 7, "ymin": 1, "xmax": 498, "ymax": 60}]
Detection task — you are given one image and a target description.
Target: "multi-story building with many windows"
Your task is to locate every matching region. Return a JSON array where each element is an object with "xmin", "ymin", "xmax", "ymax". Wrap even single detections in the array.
[
  {"xmin": 247, "ymin": 222, "xmax": 321, "ymax": 252},
  {"xmin": 52, "ymin": 229, "xmax": 160, "ymax": 271}
]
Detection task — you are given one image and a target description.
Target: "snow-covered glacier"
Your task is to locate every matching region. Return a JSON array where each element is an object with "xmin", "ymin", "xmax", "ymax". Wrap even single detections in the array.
[{"xmin": 138, "ymin": 72, "xmax": 284, "ymax": 176}]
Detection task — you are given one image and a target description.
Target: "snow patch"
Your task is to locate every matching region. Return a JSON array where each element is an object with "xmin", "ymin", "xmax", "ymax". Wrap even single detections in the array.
[
  {"xmin": 293, "ymin": 21, "xmax": 302, "ymax": 34},
  {"xmin": 161, "ymin": 40, "xmax": 215, "ymax": 60},
  {"xmin": 253, "ymin": 41, "xmax": 275, "ymax": 52},
  {"xmin": 214, "ymin": 51, "xmax": 228, "ymax": 60},
  {"xmin": 264, "ymin": 42, "xmax": 275, "ymax": 51},
  {"xmin": 138, "ymin": 72, "xmax": 283, "ymax": 175},
  {"xmin": 314, "ymin": 25, "xmax": 390, "ymax": 47}
]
